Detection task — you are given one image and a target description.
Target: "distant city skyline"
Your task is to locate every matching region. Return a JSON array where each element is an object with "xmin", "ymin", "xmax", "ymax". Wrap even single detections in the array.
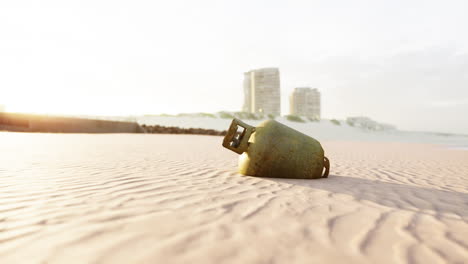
[
  {"xmin": 243, "ymin": 68, "xmax": 281, "ymax": 115},
  {"xmin": 1, "ymin": 0, "xmax": 467, "ymax": 134},
  {"xmin": 290, "ymin": 88, "xmax": 321, "ymax": 119}
]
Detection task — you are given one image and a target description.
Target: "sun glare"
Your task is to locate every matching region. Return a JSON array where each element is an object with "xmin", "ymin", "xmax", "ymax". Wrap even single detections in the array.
[
  {"xmin": 3, "ymin": 95, "xmax": 165, "ymax": 117},
  {"xmin": 5, "ymin": 98, "xmax": 71, "ymax": 115}
]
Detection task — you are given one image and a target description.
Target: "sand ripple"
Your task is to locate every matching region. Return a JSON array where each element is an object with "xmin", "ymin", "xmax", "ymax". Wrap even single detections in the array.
[{"xmin": 0, "ymin": 133, "xmax": 467, "ymax": 263}]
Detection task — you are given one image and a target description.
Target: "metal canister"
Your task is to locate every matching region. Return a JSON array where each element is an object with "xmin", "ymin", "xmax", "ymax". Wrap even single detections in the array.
[{"xmin": 222, "ymin": 118, "xmax": 330, "ymax": 179}]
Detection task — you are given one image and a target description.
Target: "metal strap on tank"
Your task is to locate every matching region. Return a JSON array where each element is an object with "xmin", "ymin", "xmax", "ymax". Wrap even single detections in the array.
[{"xmin": 322, "ymin": 157, "xmax": 330, "ymax": 178}]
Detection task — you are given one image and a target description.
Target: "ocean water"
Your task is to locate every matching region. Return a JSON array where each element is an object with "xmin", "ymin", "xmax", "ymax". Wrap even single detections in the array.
[{"xmin": 448, "ymin": 146, "xmax": 468, "ymax": 151}]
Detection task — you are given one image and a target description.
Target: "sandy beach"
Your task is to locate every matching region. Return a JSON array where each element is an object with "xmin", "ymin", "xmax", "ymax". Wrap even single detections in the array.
[{"xmin": 0, "ymin": 132, "xmax": 467, "ymax": 263}]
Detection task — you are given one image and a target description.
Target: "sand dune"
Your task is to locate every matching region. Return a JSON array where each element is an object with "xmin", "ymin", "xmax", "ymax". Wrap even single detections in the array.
[
  {"xmin": 137, "ymin": 115, "xmax": 468, "ymax": 146},
  {"xmin": 0, "ymin": 133, "xmax": 467, "ymax": 263}
]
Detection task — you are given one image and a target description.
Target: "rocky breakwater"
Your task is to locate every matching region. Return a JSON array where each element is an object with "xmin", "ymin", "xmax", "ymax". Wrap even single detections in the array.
[{"xmin": 141, "ymin": 124, "xmax": 226, "ymax": 136}]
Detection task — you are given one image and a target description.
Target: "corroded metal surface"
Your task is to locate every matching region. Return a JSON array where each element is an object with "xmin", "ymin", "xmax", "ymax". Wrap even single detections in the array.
[{"xmin": 223, "ymin": 118, "xmax": 330, "ymax": 179}]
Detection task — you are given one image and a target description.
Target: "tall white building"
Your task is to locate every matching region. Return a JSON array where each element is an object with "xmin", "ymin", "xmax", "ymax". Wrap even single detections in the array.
[
  {"xmin": 243, "ymin": 68, "xmax": 281, "ymax": 115},
  {"xmin": 290, "ymin": 87, "xmax": 321, "ymax": 119}
]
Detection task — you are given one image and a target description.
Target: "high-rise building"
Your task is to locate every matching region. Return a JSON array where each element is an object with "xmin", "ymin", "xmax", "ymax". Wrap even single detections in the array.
[
  {"xmin": 242, "ymin": 68, "xmax": 281, "ymax": 115},
  {"xmin": 290, "ymin": 87, "xmax": 321, "ymax": 119}
]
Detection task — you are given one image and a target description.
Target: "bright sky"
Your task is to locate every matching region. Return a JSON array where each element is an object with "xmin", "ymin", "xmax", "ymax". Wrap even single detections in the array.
[{"xmin": 1, "ymin": 0, "xmax": 467, "ymax": 134}]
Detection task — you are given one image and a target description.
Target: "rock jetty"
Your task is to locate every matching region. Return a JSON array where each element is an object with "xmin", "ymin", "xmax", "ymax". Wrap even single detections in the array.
[{"xmin": 141, "ymin": 124, "xmax": 226, "ymax": 136}]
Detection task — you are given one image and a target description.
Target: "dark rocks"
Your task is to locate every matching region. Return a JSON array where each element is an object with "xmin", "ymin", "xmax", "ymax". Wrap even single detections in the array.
[{"xmin": 141, "ymin": 124, "xmax": 227, "ymax": 136}]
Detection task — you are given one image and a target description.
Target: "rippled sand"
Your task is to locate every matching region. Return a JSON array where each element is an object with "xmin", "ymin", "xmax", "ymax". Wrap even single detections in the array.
[{"xmin": 0, "ymin": 133, "xmax": 467, "ymax": 263}]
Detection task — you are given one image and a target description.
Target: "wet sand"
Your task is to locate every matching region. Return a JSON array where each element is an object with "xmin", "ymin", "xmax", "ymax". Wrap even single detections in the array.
[{"xmin": 0, "ymin": 133, "xmax": 467, "ymax": 263}]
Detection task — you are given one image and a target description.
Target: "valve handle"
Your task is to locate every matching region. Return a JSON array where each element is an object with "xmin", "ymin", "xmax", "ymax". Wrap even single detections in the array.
[{"xmin": 222, "ymin": 119, "xmax": 255, "ymax": 154}]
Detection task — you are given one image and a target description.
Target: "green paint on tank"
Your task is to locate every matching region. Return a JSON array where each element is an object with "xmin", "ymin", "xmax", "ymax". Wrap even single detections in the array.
[{"xmin": 222, "ymin": 118, "xmax": 330, "ymax": 179}]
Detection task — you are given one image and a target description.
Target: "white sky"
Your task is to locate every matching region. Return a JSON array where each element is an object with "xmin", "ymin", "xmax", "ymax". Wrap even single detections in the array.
[{"xmin": 1, "ymin": 0, "xmax": 467, "ymax": 134}]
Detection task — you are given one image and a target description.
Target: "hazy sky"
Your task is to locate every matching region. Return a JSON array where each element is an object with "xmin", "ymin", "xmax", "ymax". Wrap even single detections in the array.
[{"xmin": 1, "ymin": 0, "xmax": 467, "ymax": 134}]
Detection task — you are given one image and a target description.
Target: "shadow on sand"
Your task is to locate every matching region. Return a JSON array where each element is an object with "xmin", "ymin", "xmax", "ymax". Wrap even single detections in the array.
[{"xmin": 267, "ymin": 175, "xmax": 468, "ymax": 218}]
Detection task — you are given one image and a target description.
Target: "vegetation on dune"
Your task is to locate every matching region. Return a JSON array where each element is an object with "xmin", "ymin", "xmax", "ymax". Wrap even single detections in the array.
[
  {"xmin": 234, "ymin": 112, "xmax": 261, "ymax": 120},
  {"xmin": 307, "ymin": 116, "xmax": 319, "ymax": 122},
  {"xmin": 218, "ymin": 111, "xmax": 235, "ymax": 119},
  {"xmin": 330, "ymin": 119, "xmax": 341, "ymax": 125},
  {"xmin": 346, "ymin": 120, "xmax": 355, "ymax": 127},
  {"xmin": 198, "ymin": 112, "xmax": 216, "ymax": 118},
  {"xmin": 175, "ymin": 113, "xmax": 216, "ymax": 118},
  {"xmin": 285, "ymin": 115, "xmax": 305, "ymax": 123},
  {"xmin": 144, "ymin": 113, "xmax": 174, "ymax": 117},
  {"xmin": 146, "ymin": 111, "xmax": 278, "ymax": 121}
]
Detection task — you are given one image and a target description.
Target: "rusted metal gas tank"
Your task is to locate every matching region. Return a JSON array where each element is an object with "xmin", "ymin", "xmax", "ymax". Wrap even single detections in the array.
[{"xmin": 222, "ymin": 118, "xmax": 330, "ymax": 179}]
